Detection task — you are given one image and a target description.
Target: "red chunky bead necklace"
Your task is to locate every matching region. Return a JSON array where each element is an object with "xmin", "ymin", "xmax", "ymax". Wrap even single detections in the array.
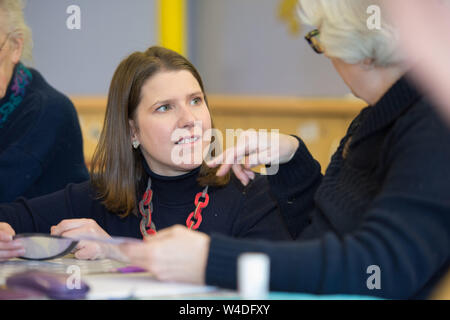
[{"xmin": 138, "ymin": 178, "xmax": 209, "ymax": 237}]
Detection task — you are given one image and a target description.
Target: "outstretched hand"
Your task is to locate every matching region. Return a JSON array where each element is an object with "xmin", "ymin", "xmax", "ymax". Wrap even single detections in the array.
[
  {"xmin": 0, "ymin": 222, "xmax": 24, "ymax": 261},
  {"xmin": 51, "ymin": 218, "xmax": 113, "ymax": 260},
  {"xmin": 119, "ymin": 225, "xmax": 210, "ymax": 284},
  {"xmin": 206, "ymin": 130, "xmax": 299, "ymax": 186}
]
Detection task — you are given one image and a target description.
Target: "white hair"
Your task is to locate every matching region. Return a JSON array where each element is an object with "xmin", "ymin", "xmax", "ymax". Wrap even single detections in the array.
[
  {"xmin": 0, "ymin": 0, "xmax": 32, "ymax": 64},
  {"xmin": 298, "ymin": 0, "xmax": 402, "ymax": 67}
]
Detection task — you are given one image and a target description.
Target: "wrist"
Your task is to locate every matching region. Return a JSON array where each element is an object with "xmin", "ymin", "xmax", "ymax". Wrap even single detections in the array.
[{"xmin": 282, "ymin": 135, "xmax": 300, "ymax": 164}]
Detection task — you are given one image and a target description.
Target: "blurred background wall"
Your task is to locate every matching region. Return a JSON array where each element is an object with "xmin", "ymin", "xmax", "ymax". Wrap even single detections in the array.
[
  {"xmin": 24, "ymin": 0, "xmax": 350, "ymax": 96},
  {"xmin": 24, "ymin": 0, "xmax": 156, "ymax": 95},
  {"xmin": 23, "ymin": 0, "xmax": 364, "ymax": 170}
]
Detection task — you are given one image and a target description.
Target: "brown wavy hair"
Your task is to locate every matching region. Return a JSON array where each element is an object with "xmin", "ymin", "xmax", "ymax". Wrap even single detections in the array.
[{"xmin": 90, "ymin": 46, "xmax": 230, "ymax": 217}]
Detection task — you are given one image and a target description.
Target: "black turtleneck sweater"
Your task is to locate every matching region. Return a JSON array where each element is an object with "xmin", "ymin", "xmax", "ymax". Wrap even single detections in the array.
[
  {"xmin": 206, "ymin": 75, "xmax": 450, "ymax": 299},
  {"xmin": 0, "ymin": 162, "xmax": 291, "ymax": 241}
]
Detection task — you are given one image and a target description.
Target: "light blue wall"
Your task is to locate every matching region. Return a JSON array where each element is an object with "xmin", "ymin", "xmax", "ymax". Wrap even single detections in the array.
[
  {"xmin": 188, "ymin": 0, "xmax": 350, "ymax": 97},
  {"xmin": 23, "ymin": 0, "xmax": 349, "ymax": 97},
  {"xmin": 23, "ymin": 0, "xmax": 156, "ymax": 96}
]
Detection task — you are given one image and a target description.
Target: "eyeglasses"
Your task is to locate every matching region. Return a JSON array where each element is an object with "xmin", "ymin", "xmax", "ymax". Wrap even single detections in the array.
[
  {"xmin": 0, "ymin": 33, "xmax": 11, "ymax": 52},
  {"xmin": 305, "ymin": 29, "xmax": 324, "ymax": 54}
]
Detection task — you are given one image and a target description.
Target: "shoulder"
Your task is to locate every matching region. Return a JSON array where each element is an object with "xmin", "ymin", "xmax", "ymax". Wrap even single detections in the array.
[
  {"xmin": 13, "ymin": 68, "xmax": 82, "ymax": 142},
  {"xmin": 26, "ymin": 68, "xmax": 78, "ymax": 122},
  {"xmin": 389, "ymin": 96, "xmax": 450, "ymax": 147},
  {"xmin": 381, "ymin": 96, "xmax": 450, "ymax": 182},
  {"xmin": 63, "ymin": 180, "xmax": 107, "ymax": 212},
  {"xmin": 64, "ymin": 180, "xmax": 96, "ymax": 199},
  {"xmin": 19, "ymin": 180, "xmax": 94, "ymax": 213}
]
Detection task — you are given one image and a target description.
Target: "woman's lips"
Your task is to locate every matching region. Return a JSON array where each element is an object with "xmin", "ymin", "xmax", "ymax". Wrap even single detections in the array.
[{"xmin": 174, "ymin": 135, "xmax": 201, "ymax": 145}]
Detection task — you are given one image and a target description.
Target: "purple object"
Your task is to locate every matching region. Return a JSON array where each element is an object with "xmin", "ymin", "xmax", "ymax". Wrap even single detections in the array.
[
  {"xmin": 6, "ymin": 270, "xmax": 90, "ymax": 300},
  {"xmin": 115, "ymin": 266, "xmax": 147, "ymax": 273},
  {"xmin": 0, "ymin": 287, "xmax": 45, "ymax": 300}
]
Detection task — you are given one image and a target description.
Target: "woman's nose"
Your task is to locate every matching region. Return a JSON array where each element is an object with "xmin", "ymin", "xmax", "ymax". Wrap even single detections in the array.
[{"xmin": 177, "ymin": 105, "xmax": 197, "ymax": 128}]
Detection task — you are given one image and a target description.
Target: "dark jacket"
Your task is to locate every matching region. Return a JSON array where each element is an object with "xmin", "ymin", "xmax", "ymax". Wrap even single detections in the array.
[
  {"xmin": 0, "ymin": 63, "xmax": 89, "ymax": 202},
  {"xmin": 206, "ymin": 75, "xmax": 450, "ymax": 299},
  {"xmin": 0, "ymin": 163, "xmax": 292, "ymax": 241}
]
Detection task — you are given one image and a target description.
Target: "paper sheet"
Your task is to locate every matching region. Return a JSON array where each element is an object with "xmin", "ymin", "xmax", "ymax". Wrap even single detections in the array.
[{"xmin": 83, "ymin": 273, "xmax": 219, "ymax": 299}]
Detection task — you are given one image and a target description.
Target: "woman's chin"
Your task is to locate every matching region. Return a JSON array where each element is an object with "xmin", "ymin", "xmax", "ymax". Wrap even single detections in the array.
[
  {"xmin": 175, "ymin": 162, "xmax": 203, "ymax": 172},
  {"xmin": 151, "ymin": 163, "xmax": 202, "ymax": 177},
  {"xmin": 170, "ymin": 144, "xmax": 208, "ymax": 168}
]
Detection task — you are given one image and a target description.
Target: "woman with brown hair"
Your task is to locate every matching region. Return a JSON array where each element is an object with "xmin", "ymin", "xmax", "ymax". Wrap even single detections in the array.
[
  {"xmin": 0, "ymin": 46, "xmax": 291, "ymax": 261},
  {"xmin": 118, "ymin": 1, "xmax": 450, "ymax": 298}
]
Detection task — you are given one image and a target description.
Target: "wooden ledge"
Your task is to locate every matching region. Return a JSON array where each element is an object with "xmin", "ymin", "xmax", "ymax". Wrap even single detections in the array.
[{"xmin": 70, "ymin": 95, "xmax": 365, "ymax": 116}]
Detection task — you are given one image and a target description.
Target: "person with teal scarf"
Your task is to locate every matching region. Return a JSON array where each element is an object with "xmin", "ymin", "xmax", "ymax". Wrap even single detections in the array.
[{"xmin": 0, "ymin": 0, "xmax": 88, "ymax": 202}]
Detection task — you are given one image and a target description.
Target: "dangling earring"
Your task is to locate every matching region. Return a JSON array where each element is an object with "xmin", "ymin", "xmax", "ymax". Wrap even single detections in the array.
[{"xmin": 132, "ymin": 140, "xmax": 140, "ymax": 149}]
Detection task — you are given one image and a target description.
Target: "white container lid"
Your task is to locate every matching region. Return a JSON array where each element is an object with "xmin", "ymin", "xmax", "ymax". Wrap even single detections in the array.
[{"xmin": 237, "ymin": 252, "xmax": 270, "ymax": 300}]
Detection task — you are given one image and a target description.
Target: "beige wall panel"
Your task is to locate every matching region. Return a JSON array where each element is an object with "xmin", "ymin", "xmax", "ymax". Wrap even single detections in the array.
[{"xmin": 72, "ymin": 96, "xmax": 363, "ymax": 170}]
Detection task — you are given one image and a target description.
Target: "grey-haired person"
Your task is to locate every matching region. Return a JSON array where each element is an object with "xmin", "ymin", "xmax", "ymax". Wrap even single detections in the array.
[{"xmin": 118, "ymin": 0, "xmax": 450, "ymax": 299}]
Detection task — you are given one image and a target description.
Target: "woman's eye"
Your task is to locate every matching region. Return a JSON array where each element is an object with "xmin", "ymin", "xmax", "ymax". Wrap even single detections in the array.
[
  {"xmin": 156, "ymin": 104, "xmax": 170, "ymax": 112},
  {"xmin": 190, "ymin": 97, "xmax": 202, "ymax": 105}
]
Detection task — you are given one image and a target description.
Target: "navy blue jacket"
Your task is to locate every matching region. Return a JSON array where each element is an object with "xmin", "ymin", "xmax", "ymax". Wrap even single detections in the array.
[
  {"xmin": 206, "ymin": 76, "xmax": 450, "ymax": 299},
  {"xmin": 0, "ymin": 64, "xmax": 88, "ymax": 202}
]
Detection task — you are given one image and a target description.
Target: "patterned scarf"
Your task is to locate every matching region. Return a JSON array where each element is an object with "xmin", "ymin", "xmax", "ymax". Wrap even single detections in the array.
[{"xmin": 0, "ymin": 63, "xmax": 33, "ymax": 128}]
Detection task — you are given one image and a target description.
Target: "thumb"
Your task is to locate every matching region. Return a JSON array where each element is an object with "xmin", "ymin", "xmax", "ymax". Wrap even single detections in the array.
[
  {"xmin": 74, "ymin": 243, "xmax": 102, "ymax": 260},
  {"xmin": 0, "ymin": 223, "xmax": 16, "ymax": 237}
]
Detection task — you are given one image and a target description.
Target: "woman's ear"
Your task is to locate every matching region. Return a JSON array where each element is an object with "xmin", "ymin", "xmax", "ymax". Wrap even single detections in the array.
[
  {"xmin": 129, "ymin": 119, "xmax": 141, "ymax": 149},
  {"xmin": 361, "ymin": 57, "xmax": 375, "ymax": 70},
  {"xmin": 9, "ymin": 35, "xmax": 24, "ymax": 64},
  {"xmin": 129, "ymin": 119, "xmax": 138, "ymax": 140}
]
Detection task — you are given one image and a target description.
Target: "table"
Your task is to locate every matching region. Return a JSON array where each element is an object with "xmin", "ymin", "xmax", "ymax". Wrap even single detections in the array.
[
  {"xmin": 0, "ymin": 255, "xmax": 228, "ymax": 299},
  {"xmin": 0, "ymin": 255, "xmax": 381, "ymax": 300}
]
